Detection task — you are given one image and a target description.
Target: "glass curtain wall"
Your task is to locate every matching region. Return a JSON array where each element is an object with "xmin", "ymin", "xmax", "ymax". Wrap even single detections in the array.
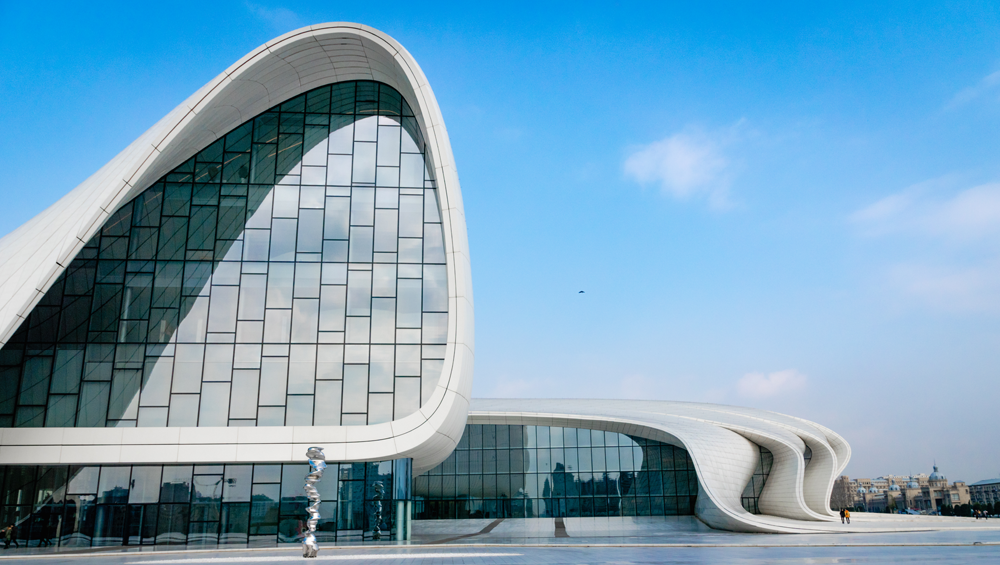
[
  {"xmin": 413, "ymin": 424, "xmax": 699, "ymax": 520},
  {"xmin": 0, "ymin": 81, "xmax": 448, "ymax": 428},
  {"xmin": 0, "ymin": 461, "xmax": 403, "ymax": 547},
  {"xmin": 740, "ymin": 445, "xmax": 773, "ymax": 515}
]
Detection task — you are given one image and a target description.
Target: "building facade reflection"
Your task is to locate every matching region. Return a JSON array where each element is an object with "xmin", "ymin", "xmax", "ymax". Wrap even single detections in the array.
[
  {"xmin": 0, "ymin": 461, "xmax": 406, "ymax": 547},
  {"xmin": 412, "ymin": 424, "xmax": 700, "ymax": 520}
]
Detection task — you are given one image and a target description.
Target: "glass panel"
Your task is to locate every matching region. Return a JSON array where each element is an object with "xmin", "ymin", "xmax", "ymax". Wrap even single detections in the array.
[
  {"xmin": 396, "ymin": 279, "xmax": 421, "ymax": 328},
  {"xmin": 423, "ymin": 223, "xmax": 446, "ymax": 264},
  {"xmin": 157, "ymin": 503, "xmax": 190, "ymax": 544},
  {"xmin": 223, "ymin": 465, "xmax": 253, "ymax": 503},
  {"xmin": 314, "ymin": 380, "xmax": 342, "ymax": 426},
  {"xmin": 423, "ymin": 265, "xmax": 447, "ymax": 312},
  {"xmin": 208, "ymin": 286, "xmax": 239, "ymax": 332},
  {"xmin": 285, "ymin": 395, "xmax": 313, "ymax": 426},
  {"xmin": 291, "ymin": 299, "xmax": 319, "ymax": 343},
  {"xmin": 220, "ymin": 502, "xmax": 250, "ymax": 544},
  {"xmin": 108, "ymin": 369, "xmax": 141, "ymax": 420},
  {"xmin": 374, "ymin": 209, "xmax": 398, "ymax": 252},
  {"xmin": 342, "ymin": 365, "xmax": 368, "ymax": 414},
  {"xmin": 348, "ymin": 227, "xmax": 373, "ymax": 263},
  {"xmin": 352, "ymin": 142, "xmax": 376, "ymax": 183},
  {"xmin": 229, "ymin": 370, "xmax": 260, "ymax": 419},
  {"xmin": 97, "ymin": 466, "xmax": 131, "ymax": 504},
  {"xmin": 191, "ymin": 475, "xmax": 224, "ymax": 522},
  {"xmin": 319, "ymin": 285, "xmax": 346, "ymax": 332},
  {"xmin": 129, "ymin": 466, "xmax": 163, "ymax": 504},
  {"xmin": 93, "ymin": 504, "xmax": 127, "ymax": 546},
  {"xmin": 45, "ymin": 394, "xmax": 78, "ymax": 427},
  {"xmin": 199, "ymin": 382, "xmax": 230, "ymax": 425},
  {"xmin": 368, "ymin": 393, "xmax": 392, "ymax": 424},
  {"xmin": 260, "ymin": 358, "xmax": 289, "ymax": 402},
  {"xmin": 288, "ymin": 345, "xmax": 316, "ymax": 394},
  {"xmin": 294, "ymin": 263, "xmax": 321, "ymax": 299},
  {"xmin": 168, "ymin": 394, "xmax": 200, "ymax": 427},
  {"xmin": 346, "ymin": 271, "xmax": 372, "ymax": 317},
  {"xmin": 78, "ymin": 382, "xmax": 110, "ymax": 427}
]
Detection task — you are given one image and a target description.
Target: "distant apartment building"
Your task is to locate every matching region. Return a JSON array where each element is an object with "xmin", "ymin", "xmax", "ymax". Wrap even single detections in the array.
[
  {"xmin": 845, "ymin": 466, "xmax": 968, "ymax": 513},
  {"xmin": 969, "ymin": 478, "xmax": 1000, "ymax": 506}
]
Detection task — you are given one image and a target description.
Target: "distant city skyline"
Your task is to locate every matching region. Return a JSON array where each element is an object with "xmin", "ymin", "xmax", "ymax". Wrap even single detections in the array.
[{"xmin": 1, "ymin": 1, "xmax": 998, "ymax": 480}]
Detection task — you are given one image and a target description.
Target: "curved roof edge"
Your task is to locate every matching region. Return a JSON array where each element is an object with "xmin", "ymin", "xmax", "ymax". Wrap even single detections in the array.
[
  {"xmin": 0, "ymin": 23, "xmax": 473, "ymax": 473},
  {"xmin": 467, "ymin": 399, "xmax": 851, "ymax": 533}
]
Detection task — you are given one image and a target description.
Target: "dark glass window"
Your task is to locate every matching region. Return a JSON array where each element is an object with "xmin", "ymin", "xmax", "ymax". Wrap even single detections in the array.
[
  {"xmin": 740, "ymin": 445, "xmax": 774, "ymax": 515},
  {"xmin": 0, "ymin": 460, "xmax": 406, "ymax": 547},
  {"xmin": 412, "ymin": 424, "xmax": 699, "ymax": 520}
]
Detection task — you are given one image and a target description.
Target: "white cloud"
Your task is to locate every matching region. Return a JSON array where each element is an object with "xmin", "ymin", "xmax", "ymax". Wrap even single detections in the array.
[
  {"xmin": 849, "ymin": 191, "xmax": 914, "ymax": 227},
  {"xmin": 624, "ymin": 128, "xmax": 733, "ymax": 208},
  {"xmin": 930, "ymin": 184, "xmax": 1000, "ymax": 239},
  {"xmin": 850, "ymin": 181, "xmax": 1000, "ymax": 241},
  {"xmin": 887, "ymin": 260, "xmax": 1000, "ymax": 313},
  {"xmin": 947, "ymin": 70, "xmax": 1000, "ymax": 109},
  {"xmin": 736, "ymin": 369, "xmax": 807, "ymax": 399},
  {"xmin": 851, "ymin": 179, "xmax": 1000, "ymax": 313}
]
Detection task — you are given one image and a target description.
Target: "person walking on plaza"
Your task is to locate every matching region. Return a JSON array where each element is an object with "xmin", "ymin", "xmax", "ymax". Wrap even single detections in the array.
[
  {"xmin": 839, "ymin": 508, "xmax": 846, "ymax": 524},
  {"xmin": 3, "ymin": 525, "xmax": 17, "ymax": 549},
  {"xmin": 844, "ymin": 509, "xmax": 851, "ymax": 524}
]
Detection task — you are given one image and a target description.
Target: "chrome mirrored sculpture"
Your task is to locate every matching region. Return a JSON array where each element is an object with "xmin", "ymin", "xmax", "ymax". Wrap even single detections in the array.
[
  {"xmin": 303, "ymin": 446, "xmax": 326, "ymax": 558},
  {"xmin": 372, "ymin": 481, "xmax": 385, "ymax": 540}
]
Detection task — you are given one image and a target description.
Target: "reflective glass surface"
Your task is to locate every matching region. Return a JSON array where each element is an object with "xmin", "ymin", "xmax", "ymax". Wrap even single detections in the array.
[
  {"xmin": 0, "ymin": 460, "xmax": 407, "ymax": 547},
  {"xmin": 740, "ymin": 445, "xmax": 773, "ymax": 515},
  {"xmin": 412, "ymin": 424, "xmax": 699, "ymax": 519},
  {"xmin": 0, "ymin": 81, "xmax": 447, "ymax": 428}
]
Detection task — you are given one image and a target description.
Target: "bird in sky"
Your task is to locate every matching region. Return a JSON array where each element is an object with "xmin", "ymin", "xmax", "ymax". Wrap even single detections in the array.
[{"xmin": 578, "ymin": 291, "xmax": 585, "ymax": 293}]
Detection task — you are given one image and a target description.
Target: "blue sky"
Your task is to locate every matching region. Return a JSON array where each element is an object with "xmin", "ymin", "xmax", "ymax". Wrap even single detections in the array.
[{"xmin": 2, "ymin": 1, "xmax": 999, "ymax": 481}]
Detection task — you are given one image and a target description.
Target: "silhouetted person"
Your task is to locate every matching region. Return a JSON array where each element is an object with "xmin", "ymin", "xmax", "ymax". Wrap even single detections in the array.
[
  {"xmin": 3, "ymin": 525, "xmax": 18, "ymax": 549},
  {"xmin": 839, "ymin": 508, "xmax": 846, "ymax": 524}
]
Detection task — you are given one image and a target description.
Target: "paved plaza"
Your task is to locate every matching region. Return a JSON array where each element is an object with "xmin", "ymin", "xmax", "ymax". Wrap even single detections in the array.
[
  {"xmin": 0, "ymin": 544, "xmax": 998, "ymax": 565},
  {"xmin": 0, "ymin": 517, "xmax": 998, "ymax": 564}
]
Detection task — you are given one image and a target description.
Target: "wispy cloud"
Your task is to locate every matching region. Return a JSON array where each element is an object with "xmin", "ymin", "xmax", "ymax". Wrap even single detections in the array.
[
  {"xmin": 851, "ymin": 178, "xmax": 1000, "ymax": 313},
  {"xmin": 946, "ymin": 70, "xmax": 1000, "ymax": 109},
  {"xmin": 245, "ymin": 2, "xmax": 303, "ymax": 33},
  {"xmin": 887, "ymin": 260, "xmax": 1000, "ymax": 313},
  {"xmin": 736, "ymin": 369, "xmax": 807, "ymax": 400},
  {"xmin": 850, "ymin": 181, "xmax": 1000, "ymax": 241},
  {"xmin": 624, "ymin": 124, "xmax": 742, "ymax": 209}
]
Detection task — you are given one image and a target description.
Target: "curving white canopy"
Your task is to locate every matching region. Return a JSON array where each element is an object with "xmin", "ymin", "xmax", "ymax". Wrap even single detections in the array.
[
  {"xmin": 0, "ymin": 23, "xmax": 473, "ymax": 472},
  {"xmin": 468, "ymin": 398, "xmax": 852, "ymax": 533}
]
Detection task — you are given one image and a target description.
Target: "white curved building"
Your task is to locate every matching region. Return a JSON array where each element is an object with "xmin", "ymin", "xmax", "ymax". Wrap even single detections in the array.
[
  {"xmin": 0, "ymin": 23, "xmax": 851, "ymax": 546},
  {"xmin": 415, "ymin": 399, "xmax": 850, "ymax": 533}
]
